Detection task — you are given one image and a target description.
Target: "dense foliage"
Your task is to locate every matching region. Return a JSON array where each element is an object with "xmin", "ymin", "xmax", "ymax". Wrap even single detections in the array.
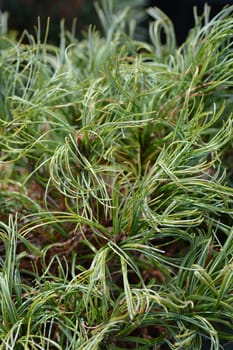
[{"xmin": 0, "ymin": 2, "xmax": 233, "ymax": 349}]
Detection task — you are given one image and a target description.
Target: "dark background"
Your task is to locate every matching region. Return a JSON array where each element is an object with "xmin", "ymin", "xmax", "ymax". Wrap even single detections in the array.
[
  {"xmin": 1, "ymin": 0, "xmax": 233, "ymax": 43},
  {"xmin": 150, "ymin": 0, "xmax": 233, "ymax": 44}
]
